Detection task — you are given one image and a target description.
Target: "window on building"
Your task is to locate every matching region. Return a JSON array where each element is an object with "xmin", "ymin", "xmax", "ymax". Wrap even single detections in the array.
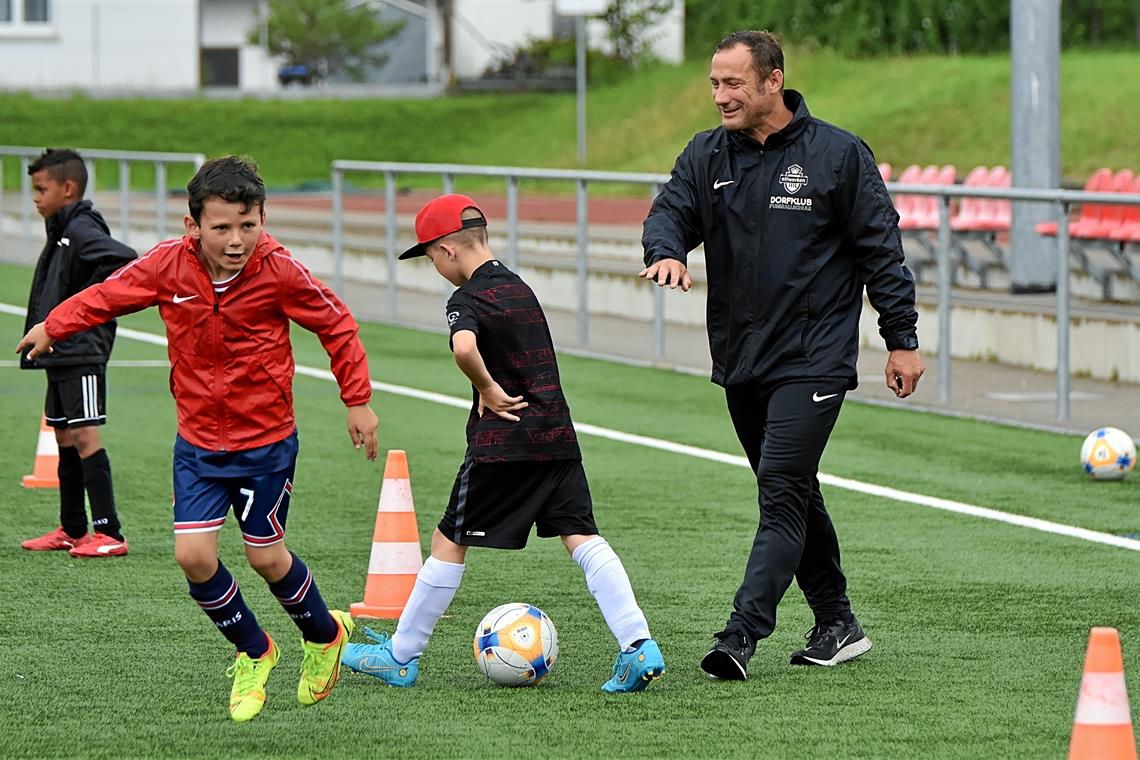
[
  {"xmin": 0, "ymin": 0, "xmax": 12, "ymax": 23},
  {"xmin": 24, "ymin": 0, "xmax": 48, "ymax": 22}
]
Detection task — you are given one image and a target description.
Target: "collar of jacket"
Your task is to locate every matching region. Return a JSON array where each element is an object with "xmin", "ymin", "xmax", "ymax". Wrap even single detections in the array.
[
  {"xmin": 724, "ymin": 89, "xmax": 812, "ymax": 153},
  {"xmin": 45, "ymin": 199, "xmax": 96, "ymax": 237},
  {"xmin": 181, "ymin": 229, "xmax": 283, "ymax": 279}
]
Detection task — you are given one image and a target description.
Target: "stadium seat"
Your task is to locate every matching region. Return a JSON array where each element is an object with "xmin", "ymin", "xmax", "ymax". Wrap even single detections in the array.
[
  {"xmin": 1074, "ymin": 168, "xmax": 1134, "ymax": 239},
  {"xmin": 898, "ymin": 165, "xmax": 954, "ymax": 231},
  {"xmin": 1107, "ymin": 174, "xmax": 1140, "ymax": 244},
  {"xmin": 949, "ymin": 165, "xmax": 990, "ymax": 232},
  {"xmin": 891, "ymin": 164, "xmax": 923, "ymax": 223},
  {"xmin": 976, "ymin": 165, "xmax": 1011, "ymax": 233},
  {"xmin": 1036, "ymin": 168, "xmax": 1112, "ymax": 237}
]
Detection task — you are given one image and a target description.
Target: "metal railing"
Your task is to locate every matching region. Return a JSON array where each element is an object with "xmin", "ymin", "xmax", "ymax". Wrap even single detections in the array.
[
  {"xmin": 331, "ymin": 160, "xmax": 669, "ymax": 350},
  {"xmin": 0, "ymin": 146, "xmax": 205, "ymax": 256},
  {"xmin": 330, "ymin": 160, "xmax": 1140, "ymax": 422}
]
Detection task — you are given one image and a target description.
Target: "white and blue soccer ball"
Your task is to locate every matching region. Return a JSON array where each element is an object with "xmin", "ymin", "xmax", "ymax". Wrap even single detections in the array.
[
  {"xmin": 1080, "ymin": 427, "xmax": 1136, "ymax": 481},
  {"xmin": 473, "ymin": 603, "xmax": 559, "ymax": 686}
]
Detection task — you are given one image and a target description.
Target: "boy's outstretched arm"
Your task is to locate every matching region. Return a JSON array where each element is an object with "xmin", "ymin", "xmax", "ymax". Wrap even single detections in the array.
[
  {"xmin": 347, "ymin": 404, "xmax": 379, "ymax": 460},
  {"xmin": 451, "ymin": 330, "xmax": 528, "ymax": 422}
]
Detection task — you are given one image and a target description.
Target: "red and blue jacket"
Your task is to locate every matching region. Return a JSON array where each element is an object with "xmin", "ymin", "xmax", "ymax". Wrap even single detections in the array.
[{"xmin": 46, "ymin": 230, "xmax": 372, "ymax": 452}]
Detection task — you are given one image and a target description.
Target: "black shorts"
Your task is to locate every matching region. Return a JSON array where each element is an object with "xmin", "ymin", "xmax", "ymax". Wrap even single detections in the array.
[
  {"xmin": 44, "ymin": 365, "xmax": 107, "ymax": 429},
  {"xmin": 439, "ymin": 456, "xmax": 598, "ymax": 549}
]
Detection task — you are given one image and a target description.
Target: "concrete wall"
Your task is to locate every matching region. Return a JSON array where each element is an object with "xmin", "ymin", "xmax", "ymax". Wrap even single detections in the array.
[{"xmin": 0, "ymin": 0, "xmax": 199, "ymax": 90}]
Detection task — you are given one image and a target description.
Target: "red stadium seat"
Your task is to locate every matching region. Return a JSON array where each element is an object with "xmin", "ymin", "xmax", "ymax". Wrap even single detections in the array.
[
  {"xmin": 1074, "ymin": 169, "xmax": 1134, "ymax": 239},
  {"xmin": 1036, "ymin": 168, "xmax": 1112, "ymax": 237},
  {"xmin": 950, "ymin": 165, "xmax": 991, "ymax": 232},
  {"xmin": 976, "ymin": 165, "xmax": 1011, "ymax": 232},
  {"xmin": 899, "ymin": 165, "xmax": 954, "ymax": 230},
  {"xmin": 1107, "ymin": 175, "xmax": 1140, "ymax": 243},
  {"xmin": 892, "ymin": 164, "xmax": 925, "ymax": 227}
]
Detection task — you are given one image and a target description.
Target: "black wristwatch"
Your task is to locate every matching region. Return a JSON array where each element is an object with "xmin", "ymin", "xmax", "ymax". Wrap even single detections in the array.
[{"xmin": 886, "ymin": 334, "xmax": 919, "ymax": 351}]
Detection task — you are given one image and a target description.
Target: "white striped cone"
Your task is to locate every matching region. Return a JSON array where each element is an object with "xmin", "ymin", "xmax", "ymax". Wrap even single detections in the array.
[
  {"xmin": 22, "ymin": 416, "xmax": 59, "ymax": 488},
  {"xmin": 1069, "ymin": 627, "xmax": 1137, "ymax": 759},
  {"xmin": 350, "ymin": 450, "xmax": 423, "ymax": 619}
]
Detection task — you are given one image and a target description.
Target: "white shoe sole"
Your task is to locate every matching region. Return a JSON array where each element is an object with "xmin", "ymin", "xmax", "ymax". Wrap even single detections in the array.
[{"xmin": 791, "ymin": 635, "xmax": 872, "ymax": 667}]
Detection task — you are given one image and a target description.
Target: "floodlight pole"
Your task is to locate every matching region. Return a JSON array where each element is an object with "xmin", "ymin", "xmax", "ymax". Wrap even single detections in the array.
[{"xmin": 575, "ymin": 15, "xmax": 587, "ymax": 165}]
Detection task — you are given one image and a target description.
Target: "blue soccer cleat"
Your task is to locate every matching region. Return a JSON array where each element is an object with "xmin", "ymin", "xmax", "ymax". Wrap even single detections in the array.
[
  {"xmin": 341, "ymin": 627, "xmax": 420, "ymax": 687},
  {"xmin": 601, "ymin": 639, "xmax": 666, "ymax": 693}
]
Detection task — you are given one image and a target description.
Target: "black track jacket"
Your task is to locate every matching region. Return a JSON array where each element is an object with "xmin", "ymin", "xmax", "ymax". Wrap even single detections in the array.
[
  {"xmin": 21, "ymin": 200, "xmax": 136, "ymax": 369},
  {"xmin": 642, "ymin": 90, "xmax": 919, "ymax": 388}
]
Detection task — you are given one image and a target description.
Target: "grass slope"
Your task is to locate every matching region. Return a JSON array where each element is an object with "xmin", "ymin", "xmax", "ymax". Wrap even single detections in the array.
[
  {"xmin": 0, "ymin": 262, "xmax": 1137, "ymax": 758},
  {"xmin": 1, "ymin": 50, "xmax": 1137, "ymax": 192}
]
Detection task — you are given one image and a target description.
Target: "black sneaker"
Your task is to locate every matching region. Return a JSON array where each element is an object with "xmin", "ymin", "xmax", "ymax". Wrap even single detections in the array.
[
  {"xmin": 700, "ymin": 629, "xmax": 754, "ymax": 680},
  {"xmin": 789, "ymin": 618, "xmax": 872, "ymax": 666}
]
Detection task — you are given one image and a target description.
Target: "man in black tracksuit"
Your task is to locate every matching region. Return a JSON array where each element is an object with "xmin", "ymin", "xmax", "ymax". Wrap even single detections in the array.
[
  {"xmin": 20, "ymin": 149, "xmax": 136, "ymax": 557},
  {"xmin": 640, "ymin": 31, "xmax": 925, "ymax": 680}
]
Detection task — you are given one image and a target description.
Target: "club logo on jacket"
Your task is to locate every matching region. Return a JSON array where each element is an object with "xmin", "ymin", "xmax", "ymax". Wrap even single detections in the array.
[{"xmin": 771, "ymin": 163, "xmax": 813, "ymax": 212}]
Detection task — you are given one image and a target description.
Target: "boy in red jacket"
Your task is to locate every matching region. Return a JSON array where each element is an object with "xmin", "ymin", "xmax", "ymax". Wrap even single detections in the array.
[{"xmin": 18, "ymin": 156, "xmax": 379, "ymax": 723}]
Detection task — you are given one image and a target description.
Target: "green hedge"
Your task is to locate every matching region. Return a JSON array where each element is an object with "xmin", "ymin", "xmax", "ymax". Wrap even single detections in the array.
[{"xmin": 686, "ymin": 0, "xmax": 1140, "ymax": 58}]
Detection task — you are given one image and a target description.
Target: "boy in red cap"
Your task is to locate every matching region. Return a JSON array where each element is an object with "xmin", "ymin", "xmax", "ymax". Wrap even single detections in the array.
[{"xmin": 342, "ymin": 194, "xmax": 665, "ymax": 692}]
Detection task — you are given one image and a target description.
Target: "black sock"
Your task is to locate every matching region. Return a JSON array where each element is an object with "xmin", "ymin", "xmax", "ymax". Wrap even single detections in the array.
[
  {"xmin": 57, "ymin": 446, "xmax": 87, "ymax": 538},
  {"xmin": 81, "ymin": 449, "xmax": 122, "ymax": 541}
]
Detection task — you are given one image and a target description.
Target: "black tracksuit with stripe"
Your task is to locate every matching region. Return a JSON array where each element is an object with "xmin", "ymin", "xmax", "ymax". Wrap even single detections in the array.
[{"xmin": 642, "ymin": 90, "xmax": 919, "ymax": 644}]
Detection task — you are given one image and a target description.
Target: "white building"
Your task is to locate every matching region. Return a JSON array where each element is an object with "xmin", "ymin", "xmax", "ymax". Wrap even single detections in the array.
[{"xmin": 0, "ymin": 0, "xmax": 683, "ymax": 93}]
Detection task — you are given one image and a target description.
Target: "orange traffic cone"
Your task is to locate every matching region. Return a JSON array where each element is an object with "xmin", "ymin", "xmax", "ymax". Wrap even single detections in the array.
[
  {"xmin": 350, "ymin": 450, "xmax": 423, "ymax": 620},
  {"xmin": 1069, "ymin": 627, "xmax": 1138, "ymax": 759},
  {"xmin": 21, "ymin": 416, "xmax": 59, "ymax": 488}
]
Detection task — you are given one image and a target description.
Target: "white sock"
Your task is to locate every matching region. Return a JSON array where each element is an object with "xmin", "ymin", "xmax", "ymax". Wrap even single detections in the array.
[
  {"xmin": 572, "ymin": 536, "xmax": 651, "ymax": 651},
  {"xmin": 391, "ymin": 556, "xmax": 465, "ymax": 663}
]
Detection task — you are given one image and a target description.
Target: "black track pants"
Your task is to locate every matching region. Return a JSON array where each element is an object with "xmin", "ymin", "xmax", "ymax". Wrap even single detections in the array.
[{"xmin": 722, "ymin": 378, "xmax": 854, "ymax": 641}]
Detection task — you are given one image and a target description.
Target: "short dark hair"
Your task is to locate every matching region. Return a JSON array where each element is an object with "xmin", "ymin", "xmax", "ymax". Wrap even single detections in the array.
[
  {"xmin": 716, "ymin": 30, "xmax": 784, "ymax": 82},
  {"xmin": 28, "ymin": 148, "xmax": 88, "ymax": 196},
  {"xmin": 186, "ymin": 155, "xmax": 266, "ymax": 223}
]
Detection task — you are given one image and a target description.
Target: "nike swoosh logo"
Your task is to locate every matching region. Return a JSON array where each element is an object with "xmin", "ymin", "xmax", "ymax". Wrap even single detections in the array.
[
  {"xmin": 172, "ymin": 294, "xmax": 198, "ymax": 304},
  {"xmin": 96, "ymin": 543, "xmax": 124, "ymax": 554},
  {"xmin": 713, "ymin": 179, "xmax": 735, "ymax": 190},
  {"xmin": 616, "ymin": 660, "xmax": 633, "ymax": 683},
  {"xmin": 812, "ymin": 392, "xmax": 839, "ymax": 402},
  {"xmin": 836, "ymin": 633, "xmax": 853, "ymax": 649}
]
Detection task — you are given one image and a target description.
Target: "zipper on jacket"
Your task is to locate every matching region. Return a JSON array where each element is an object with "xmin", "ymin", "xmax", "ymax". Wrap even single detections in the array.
[{"xmin": 212, "ymin": 294, "xmax": 227, "ymax": 451}]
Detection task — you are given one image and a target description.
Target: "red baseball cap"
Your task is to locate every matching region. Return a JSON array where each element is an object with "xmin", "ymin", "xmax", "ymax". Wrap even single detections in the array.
[{"xmin": 399, "ymin": 193, "xmax": 487, "ymax": 260}]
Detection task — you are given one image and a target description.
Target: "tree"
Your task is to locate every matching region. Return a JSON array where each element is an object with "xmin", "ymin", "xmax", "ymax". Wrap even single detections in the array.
[
  {"xmin": 599, "ymin": 0, "xmax": 676, "ymax": 68},
  {"xmin": 251, "ymin": 0, "xmax": 405, "ymax": 82}
]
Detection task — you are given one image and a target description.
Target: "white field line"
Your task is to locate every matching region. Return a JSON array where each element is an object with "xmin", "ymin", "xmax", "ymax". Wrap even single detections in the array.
[{"xmin": 4, "ymin": 302, "xmax": 1138, "ymax": 553}]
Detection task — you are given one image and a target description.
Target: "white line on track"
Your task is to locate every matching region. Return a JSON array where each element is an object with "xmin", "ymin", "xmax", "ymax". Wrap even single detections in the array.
[{"xmin": 4, "ymin": 301, "xmax": 1138, "ymax": 553}]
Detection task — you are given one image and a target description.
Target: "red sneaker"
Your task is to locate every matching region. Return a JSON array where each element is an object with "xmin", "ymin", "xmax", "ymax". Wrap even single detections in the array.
[
  {"xmin": 68, "ymin": 532, "xmax": 128, "ymax": 558},
  {"xmin": 22, "ymin": 526, "xmax": 89, "ymax": 551}
]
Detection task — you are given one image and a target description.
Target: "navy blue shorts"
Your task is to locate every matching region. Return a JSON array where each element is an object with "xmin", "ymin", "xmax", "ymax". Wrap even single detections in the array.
[{"xmin": 172, "ymin": 432, "xmax": 298, "ymax": 547}]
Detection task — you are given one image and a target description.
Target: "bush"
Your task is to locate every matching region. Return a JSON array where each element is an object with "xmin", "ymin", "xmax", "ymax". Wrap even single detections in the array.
[{"xmin": 686, "ymin": 0, "xmax": 1138, "ymax": 58}]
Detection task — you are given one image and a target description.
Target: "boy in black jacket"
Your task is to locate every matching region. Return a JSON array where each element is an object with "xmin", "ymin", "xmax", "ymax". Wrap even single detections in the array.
[{"xmin": 19, "ymin": 149, "xmax": 136, "ymax": 557}]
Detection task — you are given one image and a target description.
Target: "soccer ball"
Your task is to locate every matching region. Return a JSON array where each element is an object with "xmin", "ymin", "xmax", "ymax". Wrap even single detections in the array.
[
  {"xmin": 473, "ymin": 603, "xmax": 559, "ymax": 686},
  {"xmin": 1080, "ymin": 427, "xmax": 1136, "ymax": 481}
]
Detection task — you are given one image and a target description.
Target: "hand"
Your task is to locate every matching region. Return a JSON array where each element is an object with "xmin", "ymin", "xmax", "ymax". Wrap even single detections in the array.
[
  {"xmin": 639, "ymin": 259, "xmax": 691, "ymax": 291},
  {"xmin": 885, "ymin": 349, "xmax": 925, "ymax": 399},
  {"xmin": 346, "ymin": 404, "xmax": 379, "ymax": 460},
  {"xmin": 477, "ymin": 382, "xmax": 528, "ymax": 422},
  {"xmin": 16, "ymin": 322, "xmax": 54, "ymax": 360}
]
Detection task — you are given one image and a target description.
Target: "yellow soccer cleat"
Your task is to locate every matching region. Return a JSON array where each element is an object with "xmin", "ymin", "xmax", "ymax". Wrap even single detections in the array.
[
  {"xmin": 297, "ymin": 610, "xmax": 355, "ymax": 706},
  {"xmin": 226, "ymin": 633, "xmax": 280, "ymax": 722}
]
